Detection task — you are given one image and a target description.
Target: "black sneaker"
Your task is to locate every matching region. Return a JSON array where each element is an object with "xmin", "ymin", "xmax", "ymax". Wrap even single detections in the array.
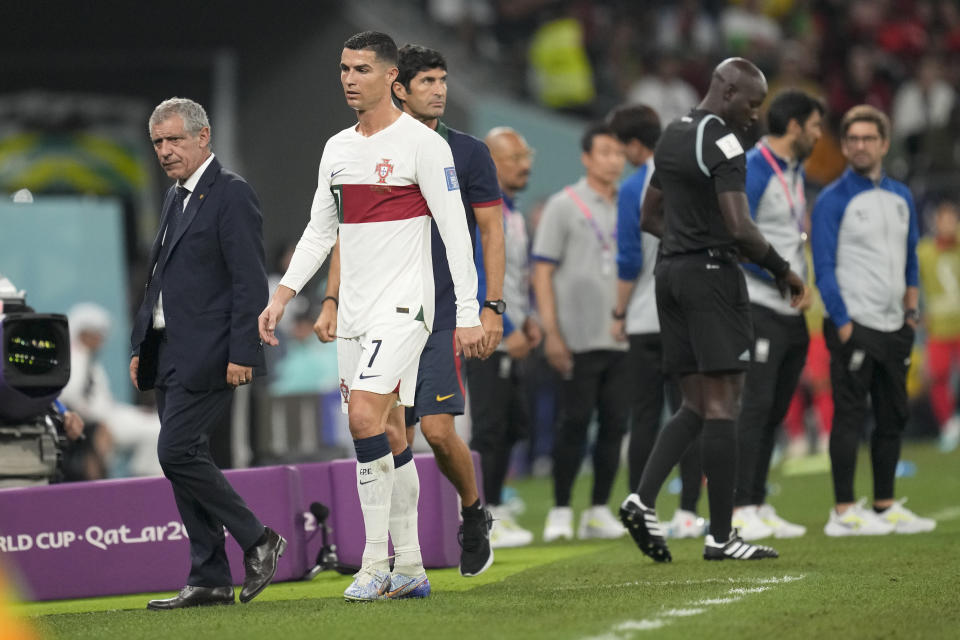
[
  {"xmin": 458, "ymin": 506, "xmax": 494, "ymax": 577},
  {"xmin": 703, "ymin": 530, "xmax": 778, "ymax": 560},
  {"xmin": 619, "ymin": 494, "xmax": 672, "ymax": 563}
]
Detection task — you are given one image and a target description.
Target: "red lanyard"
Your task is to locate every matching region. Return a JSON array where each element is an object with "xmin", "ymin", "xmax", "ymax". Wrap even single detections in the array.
[
  {"xmin": 758, "ymin": 143, "xmax": 805, "ymax": 232},
  {"xmin": 564, "ymin": 186, "xmax": 615, "ymax": 252}
]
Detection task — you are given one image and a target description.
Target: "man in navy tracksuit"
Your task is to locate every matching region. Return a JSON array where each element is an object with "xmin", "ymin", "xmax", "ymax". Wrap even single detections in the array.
[{"xmin": 812, "ymin": 104, "xmax": 936, "ymax": 537}]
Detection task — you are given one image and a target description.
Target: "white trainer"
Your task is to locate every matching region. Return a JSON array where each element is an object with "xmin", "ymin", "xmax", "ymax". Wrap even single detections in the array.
[
  {"xmin": 824, "ymin": 498, "xmax": 895, "ymax": 536},
  {"xmin": 666, "ymin": 509, "xmax": 707, "ymax": 538},
  {"xmin": 940, "ymin": 415, "xmax": 960, "ymax": 453},
  {"xmin": 543, "ymin": 506, "xmax": 574, "ymax": 542},
  {"xmin": 577, "ymin": 505, "xmax": 627, "ymax": 539},
  {"xmin": 489, "ymin": 505, "xmax": 534, "ymax": 548},
  {"xmin": 757, "ymin": 504, "xmax": 806, "ymax": 538},
  {"xmin": 731, "ymin": 505, "xmax": 774, "ymax": 541},
  {"xmin": 876, "ymin": 499, "xmax": 937, "ymax": 534}
]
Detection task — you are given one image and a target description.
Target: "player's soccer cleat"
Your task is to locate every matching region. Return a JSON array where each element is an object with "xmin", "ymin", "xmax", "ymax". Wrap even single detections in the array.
[
  {"xmin": 343, "ymin": 566, "xmax": 390, "ymax": 602},
  {"xmin": 577, "ymin": 505, "xmax": 627, "ymax": 539},
  {"xmin": 732, "ymin": 505, "xmax": 774, "ymax": 541},
  {"xmin": 459, "ymin": 506, "xmax": 494, "ymax": 577},
  {"xmin": 385, "ymin": 572, "xmax": 431, "ymax": 599},
  {"xmin": 543, "ymin": 506, "xmax": 574, "ymax": 542},
  {"xmin": 757, "ymin": 504, "xmax": 806, "ymax": 538},
  {"xmin": 666, "ymin": 508, "xmax": 707, "ymax": 539},
  {"xmin": 823, "ymin": 499, "xmax": 895, "ymax": 537},
  {"xmin": 619, "ymin": 494, "xmax": 672, "ymax": 562},
  {"xmin": 875, "ymin": 498, "xmax": 936, "ymax": 534},
  {"xmin": 703, "ymin": 530, "xmax": 778, "ymax": 560},
  {"xmin": 489, "ymin": 506, "xmax": 534, "ymax": 548}
]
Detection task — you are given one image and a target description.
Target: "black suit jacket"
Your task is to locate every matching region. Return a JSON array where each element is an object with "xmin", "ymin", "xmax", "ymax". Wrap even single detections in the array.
[{"xmin": 131, "ymin": 157, "xmax": 268, "ymax": 391}]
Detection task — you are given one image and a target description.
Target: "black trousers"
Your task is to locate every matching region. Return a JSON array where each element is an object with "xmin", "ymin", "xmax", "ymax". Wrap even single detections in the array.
[
  {"xmin": 735, "ymin": 305, "xmax": 809, "ymax": 507},
  {"xmin": 466, "ymin": 352, "xmax": 530, "ymax": 506},
  {"xmin": 824, "ymin": 319, "xmax": 913, "ymax": 504},
  {"xmin": 155, "ymin": 338, "xmax": 263, "ymax": 587},
  {"xmin": 627, "ymin": 333, "xmax": 701, "ymax": 512},
  {"xmin": 553, "ymin": 350, "xmax": 631, "ymax": 507}
]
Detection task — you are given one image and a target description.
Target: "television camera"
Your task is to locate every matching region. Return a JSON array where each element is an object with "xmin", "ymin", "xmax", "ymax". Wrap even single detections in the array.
[{"xmin": 0, "ymin": 276, "xmax": 72, "ymax": 487}]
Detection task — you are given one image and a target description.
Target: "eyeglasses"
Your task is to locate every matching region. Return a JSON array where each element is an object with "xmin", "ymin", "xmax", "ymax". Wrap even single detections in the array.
[
  {"xmin": 844, "ymin": 134, "xmax": 882, "ymax": 145},
  {"xmin": 502, "ymin": 149, "xmax": 536, "ymax": 163}
]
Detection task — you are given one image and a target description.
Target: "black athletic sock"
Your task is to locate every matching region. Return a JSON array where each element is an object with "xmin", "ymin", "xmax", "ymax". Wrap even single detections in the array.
[
  {"xmin": 701, "ymin": 419, "xmax": 736, "ymax": 541},
  {"xmin": 637, "ymin": 406, "xmax": 703, "ymax": 508},
  {"xmin": 462, "ymin": 499, "xmax": 484, "ymax": 518},
  {"xmin": 678, "ymin": 439, "xmax": 703, "ymax": 514}
]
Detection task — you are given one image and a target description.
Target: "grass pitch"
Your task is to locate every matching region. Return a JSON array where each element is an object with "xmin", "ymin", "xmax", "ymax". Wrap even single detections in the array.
[{"xmin": 16, "ymin": 442, "xmax": 960, "ymax": 639}]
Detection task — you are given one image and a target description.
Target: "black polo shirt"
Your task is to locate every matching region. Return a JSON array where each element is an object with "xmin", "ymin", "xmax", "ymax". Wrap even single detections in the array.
[{"xmin": 651, "ymin": 108, "xmax": 747, "ymax": 256}]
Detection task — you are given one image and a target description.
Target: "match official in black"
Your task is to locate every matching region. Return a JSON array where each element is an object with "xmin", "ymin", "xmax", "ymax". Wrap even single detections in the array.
[
  {"xmin": 619, "ymin": 59, "xmax": 805, "ymax": 562},
  {"xmin": 130, "ymin": 98, "xmax": 285, "ymax": 609}
]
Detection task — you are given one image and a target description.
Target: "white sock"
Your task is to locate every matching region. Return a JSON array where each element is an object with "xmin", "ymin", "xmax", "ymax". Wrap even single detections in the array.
[
  {"xmin": 389, "ymin": 456, "xmax": 424, "ymax": 576},
  {"xmin": 357, "ymin": 452, "xmax": 394, "ymax": 572}
]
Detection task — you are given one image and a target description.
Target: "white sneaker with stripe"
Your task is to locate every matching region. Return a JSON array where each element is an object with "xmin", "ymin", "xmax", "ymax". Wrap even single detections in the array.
[
  {"xmin": 731, "ymin": 505, "xmax": 774, "ymax": 541},
  {"xmin": 757, "ymin": 504, "xmax": 806, "ymax": 538},
  {"xmin": 875, "ymin": 499, "xmax": 936, "ymax": 534},
  {"xmin": 703, "ymin": 530, "xmax": 778, "ymax": 560},
  {"xmin": 824, "ymin": 498, "xmax": 895, "ymax": 537}
]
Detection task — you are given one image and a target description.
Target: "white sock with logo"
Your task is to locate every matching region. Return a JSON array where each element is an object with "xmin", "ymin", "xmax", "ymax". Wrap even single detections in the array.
[
  {"xmin": 356, "ymin": 446, "xmax": 394, "ymax": 573},
  {"xmin": 389, "ymin": 449, "xmax": 423, "ymax": 577}
]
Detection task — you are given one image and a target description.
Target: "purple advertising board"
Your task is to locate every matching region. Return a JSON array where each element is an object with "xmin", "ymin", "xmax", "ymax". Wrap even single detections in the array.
[{"xmin": 0, "ymin": 466, "xmax": 306, "ymax": 601}]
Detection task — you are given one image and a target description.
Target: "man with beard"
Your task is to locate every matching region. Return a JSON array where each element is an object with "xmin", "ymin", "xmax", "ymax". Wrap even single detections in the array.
[
  {"xmin": 732, "ymin": 90, "xmax": 821, "ymax": 541},
  {"xmin": 813, "ymin": 104, "xmax": 936, "ymax": 536}
]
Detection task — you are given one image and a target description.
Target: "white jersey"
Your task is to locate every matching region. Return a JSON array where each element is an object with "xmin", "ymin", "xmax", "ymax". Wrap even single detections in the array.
[{"xmin": 280, "ymin": 112, "xmax": 480, "ymax": 338}]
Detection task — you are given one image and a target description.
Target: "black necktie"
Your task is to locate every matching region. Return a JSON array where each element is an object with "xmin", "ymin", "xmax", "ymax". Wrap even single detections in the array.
[
  {"xmin": 165, "ymin": 185, "xmax": 188, "ymax": 245},
  {"xmin": 146, "ymin": 185, "xmax": 189, "ymax": 300}
]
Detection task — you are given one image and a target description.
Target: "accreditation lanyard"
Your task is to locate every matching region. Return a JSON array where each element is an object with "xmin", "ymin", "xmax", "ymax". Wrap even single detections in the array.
[
  {"xmin": 757, "ymin": 143, "xmax": 805, "ymax": 234},
  {"xmin": 563, "ymin": 186, "xmax": 616, "ymax": 254}
]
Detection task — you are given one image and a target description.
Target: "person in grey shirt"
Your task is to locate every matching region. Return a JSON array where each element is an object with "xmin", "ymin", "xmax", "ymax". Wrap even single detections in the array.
[
  {"xmin": 467, "ymin": 126, "xmax": 541, "ymax": 548},
  {"xmin": 532, "ymin": 122, "xmax": 630, "ymax": 542}
]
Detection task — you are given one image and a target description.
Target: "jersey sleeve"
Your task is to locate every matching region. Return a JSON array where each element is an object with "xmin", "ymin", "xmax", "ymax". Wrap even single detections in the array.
[
  {"xmin": 467, "ymin": 141, "xmax": 503, "ymax": 208},
  {"xmin": 531, "ymin": 193, "xmax": 568, "ymax": 264},
  {"xmin": 701, "ymin": 121, "xmax": 746, "ymax": 194},
  {"xmin": 417, "ymin": 132, "xmax": 481, "ymax": 327},
  {"xmin": 616, "ymin": 171, "xmax": 645, "ymax": 281},
  {"xmin": 903, "ymin": 187, "xmax": 920, "ymax": 288},
  {"xmin": 812, "ymin": 186, "xmax": 851, "ymax": 327},
  {"xmin": 744, "ymin": 148, "xmax": 769, "ymax": 221},
  {"xmin": 279, "ymin": 146, "xmax": 339, "ymax": 294}
]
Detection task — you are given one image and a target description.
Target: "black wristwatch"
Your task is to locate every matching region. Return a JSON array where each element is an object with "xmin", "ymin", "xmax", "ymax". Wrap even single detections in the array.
[
  {"xmin": 483, "ymin": 299, "xmax": 507, "ymax": 315},
  {"xmin": 905, "ymin": 308, "xmax": 920, "ymax": 323}
]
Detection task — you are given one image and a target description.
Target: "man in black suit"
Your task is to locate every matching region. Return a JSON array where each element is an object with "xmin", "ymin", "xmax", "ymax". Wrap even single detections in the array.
[{"xmin": 130, "ymin": 97, "xmax": 285, "ymax": 609}]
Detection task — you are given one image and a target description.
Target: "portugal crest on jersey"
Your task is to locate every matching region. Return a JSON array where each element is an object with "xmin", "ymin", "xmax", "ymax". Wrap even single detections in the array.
[{"xmin": 375, "ymin": 158, "xmax": 394, "ymax": 184}]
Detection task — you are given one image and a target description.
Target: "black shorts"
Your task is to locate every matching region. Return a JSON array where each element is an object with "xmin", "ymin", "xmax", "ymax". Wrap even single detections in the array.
[
  {"xmin": 655, "ymin": 251, "xmax": 753, "ymax": 375},
  {"xmin": 404, "ymin": 328, "xmax": 466, "ymax": 426}
]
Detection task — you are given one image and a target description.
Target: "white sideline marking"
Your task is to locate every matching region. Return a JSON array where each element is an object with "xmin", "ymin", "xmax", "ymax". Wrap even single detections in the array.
[
  {"xmin": 580, "ymin": 574, "xmax": 805, "ymax": 639},
  {"xmin": 662, "ymin": 608, "xmax": 704, "ymax": 617},
  {"xmin": 692, "ymin": 597, "xmax": 741, "ymax": 605},
  {"xmin": 615, "ymin": 620, "xmax": 667, "ymax": 631},
  {"xmin": 558, "ymin": 574, "xmax": 805, "ymax": 592},
  {"xmin": 928, "ymin": 506, "xmax": 960, "ymax": 522}
]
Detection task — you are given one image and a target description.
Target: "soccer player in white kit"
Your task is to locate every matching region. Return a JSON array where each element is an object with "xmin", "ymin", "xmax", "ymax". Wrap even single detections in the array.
[{"xmin": 258, "ymin": 31, "xmax": 484, "ymax": 601}]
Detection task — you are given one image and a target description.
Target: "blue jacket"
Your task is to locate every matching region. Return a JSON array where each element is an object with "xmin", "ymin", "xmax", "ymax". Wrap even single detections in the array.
[{"xmin": 811, "ymin": 168, "xmax": 919, "ymax": 331}]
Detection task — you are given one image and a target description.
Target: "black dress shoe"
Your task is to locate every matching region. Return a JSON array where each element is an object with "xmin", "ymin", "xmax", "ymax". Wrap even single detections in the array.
[
  {"xmin": 147, "ymin": 585, "xmax": 235, "ymax": 610},
  {"xmin": 240, "ymin": 527, "xmax": 287, "ymax": 603}
]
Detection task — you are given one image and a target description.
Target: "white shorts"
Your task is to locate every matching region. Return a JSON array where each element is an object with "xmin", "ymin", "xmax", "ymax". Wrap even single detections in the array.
[{"xmin": 337, "ymin": 320, "xmax": 429, "ymax": 413}]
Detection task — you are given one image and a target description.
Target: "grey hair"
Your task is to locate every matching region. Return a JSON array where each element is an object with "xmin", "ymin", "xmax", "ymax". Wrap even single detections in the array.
[{"xmin": 148, "ymin": 97, "xmax": 211, "ymax": 140}]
